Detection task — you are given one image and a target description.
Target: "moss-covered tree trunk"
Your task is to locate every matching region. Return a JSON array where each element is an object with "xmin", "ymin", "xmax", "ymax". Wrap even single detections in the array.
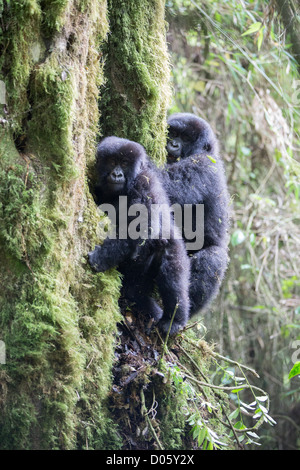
[
  {"xmin": 101, "ymin": 0, "xmax": 171, "ymax": 166},
  {"xmin": 0, "ymin": 0, "xmax": 171, "ymax": 450}
]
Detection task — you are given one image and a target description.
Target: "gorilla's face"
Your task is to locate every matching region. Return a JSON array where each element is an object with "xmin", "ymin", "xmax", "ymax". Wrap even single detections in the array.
[
  {"xmin": 166, "ymin": 113, "xmax": 216, "ymax": 163},
  {"xmin": 166, "ymin": 134, "xmax": 183, "ymax": 161},
  {"xmin": 166, "ymin": 115, "xmax": 197, "ymax": 162},
  {"xmin": 106, "ymin": 164, "xmax": 126, "ymax": 192},
  {"xmin": 96, "ymin": 137, "xmax": 146, "ymax": 196},
  {"xmin": 103, "ymin": 158, "xmax": 131, "ymax": 194}
]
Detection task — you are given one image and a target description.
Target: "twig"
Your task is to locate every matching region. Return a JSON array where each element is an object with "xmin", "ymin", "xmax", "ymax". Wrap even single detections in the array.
[
  {"xmin": 221, "ymin": 404, "xmax": 244, "ymax": 450},
  {"xmin": 175, "ymin": 342, "xmax": 269, "ymax": 437},
  {"xmin": 178, "ymin": 369, "xmax": 263, "ymax": 393},
  {"xmin": 211, "ymin": 351, "xmax": 260, "ymax": 378},
  {"xmin": 177, "ymin": 342, "xmax": 210, "ymax": 383},
  {"xmin": 140, "ymin": 388, "xmax": 164, "ymax": 450},
  {"xmin": 255, "ymin": 245, "xmax": 271, "ymax": 292},
  {"xmin": 181, "ymin": 335, "xmax": 259, "ymax": 377},
  {"xmin": 159, "ymin": 303, "xmax": 178, "ymax": 365},
  {"xmin": 182, "ymin": 319, "xmax": 206, "ymax": 333}
]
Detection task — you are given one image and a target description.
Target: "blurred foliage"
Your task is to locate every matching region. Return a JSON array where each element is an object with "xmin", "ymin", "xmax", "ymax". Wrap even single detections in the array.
[{"xmin": 166, "ymin": 0, "xmax": 300, "ymax": 450}]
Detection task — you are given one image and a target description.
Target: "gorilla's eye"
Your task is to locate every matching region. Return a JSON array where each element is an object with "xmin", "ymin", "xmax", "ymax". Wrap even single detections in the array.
[{"xmin": 169, "ymin": 131, "xmax": 178, "ymax": 139}]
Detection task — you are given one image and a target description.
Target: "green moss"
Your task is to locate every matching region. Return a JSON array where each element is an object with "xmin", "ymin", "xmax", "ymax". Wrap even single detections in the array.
[
  {"xmin": 0, "ymin": 148, "xmax": 122, "ymax": 448},
  {"xmin": 74, "ymin": 269, "xmax": 123, "ymax": 450},
  {"xmin": 101, "ymin": 0, "xmax": 171, "ymax": 165},
  {"xmin": 40, "ymin": 0, "xmax": 69, "ymax": 36},
  {"xmin": 0, "ymin": 0, "xmax": 42, "ymax": 132},
  {"xmin": 0, "ymin": 132, "xmax": 54, "ymax": 263},
  {"xmin": 0, "ymin": 0, "xmax": 123, "ymax": 450},
  {"xmin": 27, "ymin": 53, "xmax": 76, "ymax": 179},
  {"xmin": 156, "ymin": 377, "xmax": 188, "ymax": 449}
]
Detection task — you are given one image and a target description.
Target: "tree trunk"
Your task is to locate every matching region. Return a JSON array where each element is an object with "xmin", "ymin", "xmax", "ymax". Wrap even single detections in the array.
[
  {"xmin": 0, "ymin": 0, "xmax": 171, "ymax": 450},
  {"xmin": 101, "ymin": 0, "xmax": 171, "ymax": 166}
]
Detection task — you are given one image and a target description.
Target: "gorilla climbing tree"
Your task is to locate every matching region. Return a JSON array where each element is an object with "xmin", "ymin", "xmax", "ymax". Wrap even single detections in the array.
[{"xmin": 0, "ymin": 0, "xmax": 233, "ymax": 450}]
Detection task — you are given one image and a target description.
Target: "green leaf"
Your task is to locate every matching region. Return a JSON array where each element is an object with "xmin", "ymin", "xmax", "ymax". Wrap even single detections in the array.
[
  {"xmin": 240, "ymin": 401, "xmax": 256, "ymax": 410},
  {"xmin": 231, "ymin": 387, "xmax": 245, "ymax": 393},
  {"xmin": 264, "ymin": 414, "xmax": 277, "ymax": 426},
  {"xmin": 249, "ymin": 233, "xmax": 256, "ymax": 246},
  {"xmin": 228, "ymin": 408, "xmax": 239, "ymax": 420},
  {"xmin": 241, "ymin": 22, "xmax": 262, "ymax": 36},
  {"xmin": 241, "ymin": 264, "xmax": 252, "ymax": 270},
  {"xmin": 288, "ymin": 362, "xmax": 300, "ymax": 379},
  {"xmin": 256, "ymin": 395, "xmax": 268, "ymax": 402},
  {"xmin": 197, "ymin": 427, "xmax": 207, "ymax": 447},
  {"xmin": 257, "ymin": 28, "xmax": 264, "ymax": 51},
  {"xmin": 246, "ymin": 431, "xmax": 260, "ymax": 439},
  {"xmin": 259, "ymin": 404, "xmax": 269, "ymax": 414},
  {"xmin": 192, "ymin": 425, "xmax": 199, "ymax": 439},
  {"xmin": 234, "ymin": 421, "xmax": 246, "ymax": 430},
  {"xmin": 207, "ymin": 440, "xmax": 214, "ymax": 450}
]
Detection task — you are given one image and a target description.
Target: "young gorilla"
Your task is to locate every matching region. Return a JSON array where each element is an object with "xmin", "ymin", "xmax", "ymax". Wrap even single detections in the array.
[
  {"xmin": 162, "ymin": 113, "xmax": 230, "ymax": 316},
  {"xmin": 88, "ymin": 136, "xmax": 190, "ymax": 335}
]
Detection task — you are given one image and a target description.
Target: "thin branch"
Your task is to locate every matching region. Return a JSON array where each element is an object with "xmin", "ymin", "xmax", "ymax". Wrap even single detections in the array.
[
  {"xmin": 181, "ymin": 334, "xmax": 260, "ymax": 377},
  {"xmin": 140, "ymin": 389, "xmax": 164, "ymax": 451}
]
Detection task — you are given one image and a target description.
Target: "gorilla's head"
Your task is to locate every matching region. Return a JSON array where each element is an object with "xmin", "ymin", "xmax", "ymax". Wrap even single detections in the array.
[
  {"xmin": 166, "ymin": 113, "xmax": 217, "ymax": 163},
  {"xmin": 96, "ymin": 137, "xmax": 147, "ymax": 196}
]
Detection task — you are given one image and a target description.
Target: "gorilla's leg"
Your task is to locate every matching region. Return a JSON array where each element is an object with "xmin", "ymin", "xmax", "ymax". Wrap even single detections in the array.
[
  {"xmin": 156, "ymin": 241, "xmax": 190, "ymax": 335},
  {"xmin": 121, "ymin": 268, "xmax": 163, "ymax": 323},
  {"xmin": 189, "ymin": 245, "xmax": 228, "ymax": 316}
]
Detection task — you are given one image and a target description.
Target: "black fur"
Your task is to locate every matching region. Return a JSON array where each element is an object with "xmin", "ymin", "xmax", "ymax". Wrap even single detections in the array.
[
  {"xmin": 89, "ymin": 136, "xmax": 190, "ymax": 335},
  {"xmin": 162, "ymin": 113, "xmax": 230, "ymax": 316}
]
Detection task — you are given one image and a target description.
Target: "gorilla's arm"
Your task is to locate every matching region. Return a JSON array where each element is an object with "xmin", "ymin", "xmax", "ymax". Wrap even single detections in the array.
[{"xmin": 88, "ymin": 238, "xmax": 136, "ymax": 273}]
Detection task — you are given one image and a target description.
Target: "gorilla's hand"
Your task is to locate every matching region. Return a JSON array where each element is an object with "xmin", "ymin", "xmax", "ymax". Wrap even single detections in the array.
[{"xmin": 88, "ymin": 246, "xmax": 108, "ymax": 272}]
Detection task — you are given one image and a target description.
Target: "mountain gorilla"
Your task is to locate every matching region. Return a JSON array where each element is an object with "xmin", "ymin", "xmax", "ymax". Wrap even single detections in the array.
[
  {"xmin": 162, "ymin": 113, "xmax": 230, "ymax": 316},
  {"xmin": 88, "ymin": 136, "xmax": 190, "ymax": 335}
]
